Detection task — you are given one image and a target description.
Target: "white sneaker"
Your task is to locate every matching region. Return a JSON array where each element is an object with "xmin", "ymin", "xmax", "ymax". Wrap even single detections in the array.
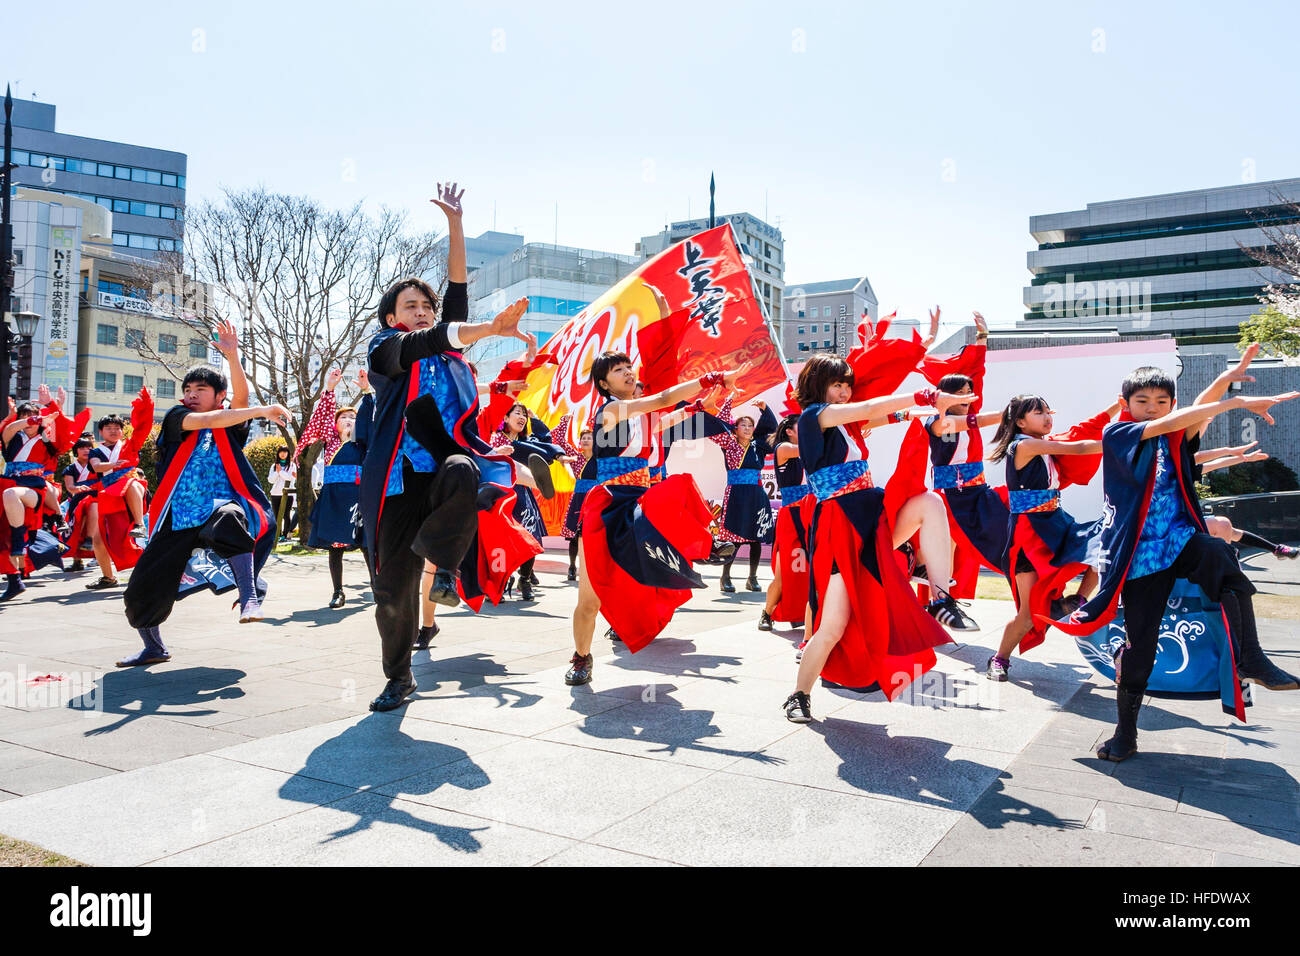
[
  {"xmin": 794, "ymin": 639, "xmax": 808, "ymax": 662},
  {"xmin": 239, "ymin": 600, "xmax": 263, "ymax": 623}
]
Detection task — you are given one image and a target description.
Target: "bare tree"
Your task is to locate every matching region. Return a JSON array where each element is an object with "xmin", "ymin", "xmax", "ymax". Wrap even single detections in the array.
[
  {"xmin": 1238, "ymin": 194, "xmax": 1300, "ymax": 355},
  {"xmin": 132, "ymin": 186, "xmax": 446, "ymax": 542}
]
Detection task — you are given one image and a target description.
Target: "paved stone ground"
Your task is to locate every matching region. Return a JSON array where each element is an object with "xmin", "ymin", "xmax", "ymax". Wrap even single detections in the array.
[{"xmin": 0, "ymin": 546, "xmax": 1297, "ymax": 866}]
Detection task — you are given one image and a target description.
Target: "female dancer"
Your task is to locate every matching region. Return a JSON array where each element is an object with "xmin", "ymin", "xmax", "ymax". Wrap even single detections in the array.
[
  {"xmin": 759, "ymin": 414, "xmax": 811, "ymax": 632},
  {"xmin": 490, "ymin": 401, "xmax": 563, "ymax": 601},
  {"xmin": 550, "ymin": 412, "xmax": 594, "ymax": 582},
  {"xmin": 986, "ymin": 395, "xmax": 1116, "ymax": 681},
  {"xmin": 782, "ymin": 354, "xmax": 976, "ymax": 723},
  {"xmin": 708, "ymin": 396, "xmax": 778, "ymax": 593},
  {"xmin": 296, "ymin": 367, "xmax": 369, "ymax": 608},
  {"xmin": 567, "ymin": 352, "xmax": 746, "ymax": 685}
]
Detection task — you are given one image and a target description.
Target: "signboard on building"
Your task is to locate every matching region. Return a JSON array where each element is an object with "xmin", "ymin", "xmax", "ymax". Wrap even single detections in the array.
[{"xmin": 45, "ymin": 226, "xmax": 78, "ymax": 396}]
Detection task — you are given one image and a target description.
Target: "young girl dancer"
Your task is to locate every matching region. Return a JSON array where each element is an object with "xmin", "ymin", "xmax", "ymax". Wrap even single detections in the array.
[
  {"xmin": 296, "ymin": 367, "xmax": 369, "ymax": 608},
  {"xmin": 759, "ymin": 413, "xmax": 811, "ymax": 632},
  {"xmin": 782, "ymin": 355, "xmax": 976, "ymax": 723},
  {"xmin": 707, "ymin": 396, "xmax": 778, "ymax": 593},
  {"xmin": 985, "ymin": 395, "xmax": 1116, "ymax": 681},
  {"xmin": 490, "ymin": 401, "xmax": 563, "ymax": 601},
  {"xmin": 567, "ymin": 352, "xmax": 746, "ymax": 685},
  {"xmin": 550, "ymin": 412, "xmax": 594, "ymax": 582}
]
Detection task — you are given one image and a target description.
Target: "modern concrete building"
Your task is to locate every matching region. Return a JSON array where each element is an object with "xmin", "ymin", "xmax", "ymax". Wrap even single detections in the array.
[
  {"xmin": 1021, "ymin": 178, "xmax": 1300, "ymax": 359},
  {"xmin": 433, "ymin": 229, "xmax": 526, "ymax": 278},
  {"xmin": 781, "ymin": 277, "xmax": 878, "ymax": 357},
  {"xmin": 637, "ymin": 212, "xmax": 784, "ymax": 333},
  {"xmin": 8, "ymin": 98, "xmax": 186, "ymax": 259},
  {"xmin": 464, "ymin": 239, "xmax": 643, "ymax": 379}
]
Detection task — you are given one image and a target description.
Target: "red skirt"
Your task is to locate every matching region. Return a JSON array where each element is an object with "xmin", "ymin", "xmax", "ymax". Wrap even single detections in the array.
[
  {"xmin": 458, "ymin": 487, "xmax": 544, "ymax": 612},
  {"xmin": 771, "ymin": 496, "xmax": 813, "ymax": 623},
  {"xmin": 810, "ymin": 489, "xmax": 952, "ymax": 698},
  {"xmin": 1007, "ymin": 513, "xmax": 1090, "ymax": 653},
  {"xmin": 580, "ymin": 473, "xmax": 713, "ymax": 653}
]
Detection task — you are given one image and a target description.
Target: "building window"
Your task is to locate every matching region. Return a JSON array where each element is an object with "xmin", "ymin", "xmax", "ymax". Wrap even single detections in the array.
[
  {"xmin": 94, "ymin": 372, "xmax": 116, "ymax": 392},
  {"xmin": 156, "ymin": 379, "xmax": 176, "ymax": 399},
  {"xmin": 158, "ymin": 334, "xmax": 178, "ymax": 354},
  {"xmin": 97, "ymin": 324, "xmax": 118, "ymax": 346},
  {"xmin": 824, "ymin": 340, "xmax": 831, "ymax": 348},
  {"xmin": 189, "ymin": 340, "xmax": 207, "ymax": 359},
  {"xmin": 823, "ymin": 307, "xmax": 832, "ymax": 317},
  {"xmin": 125, "ymin": 329, "xmax": 145, "ymax": 349},
  {"xmin": 797, "ymin": 326, "xmax": 804, "ymax": 335},
  {"xmin": 798, "ymin": 342, "xmax": 810, "ymax": 352},
  {"xmin": 123, "ymin": 374, "xmax": 144, "ymax": 393}
]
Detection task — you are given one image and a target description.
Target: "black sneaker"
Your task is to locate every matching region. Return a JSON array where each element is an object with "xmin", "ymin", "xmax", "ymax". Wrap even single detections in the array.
[
  {"xmin": 757, "ymin": 610, "xmax": 773, "ymax": 631},
  {"xmin": 328, "ymin": 589, "xmax": 345, "ymax": 609},
  {"xmin": 565, "ymin": 652, "xmax": 594, "ymax": 685},
  {"xmin": 68, "ymin": 560, "xmax": 85, "ymax": 573},
  {"xmin": 745, "ymin": 575, "xmax": 761, "ymax": 592},
  {"xmin": 369, "ymin": 676, "xmax": 418, "ymax": 712},
  {"xmin": 84, "ymin": 576, "xmax": 120, "ymax": 590},
  {"xmin": 720, "ymin": 575, "xmax": 736, "ymax": 594},
  {"xmin": 605, "ymin": 626, "xmax": 622, "ymax": 643},
  {"xmin": 519, "ymin": 578, "xmax": 534, "ymax": 601},
  {"xmin": 414, "ymin": 623, "xmax": 439, "ymax": 650},
  {"xmin": 528, "ymin": 454, "xmax": 556, "ymax": 500},
  {"xmin": 783, "ymin": 690, "xmax": 812, "ymax": 723},
  {"xmin": 428, "ymin": 570, "xmax": 460, "ymax": 608},
  {"xmin": 566, "ymin": 566, "xmax": 577, "ymax": 582},
  {"xmin": 926, "ymin": 591, "xmax": 979, "ymax": 631}
]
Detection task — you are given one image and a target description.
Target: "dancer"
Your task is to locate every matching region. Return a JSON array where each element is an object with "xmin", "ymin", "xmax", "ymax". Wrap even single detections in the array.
[
  {"xmin": 88, "ymin": 412, "xmax": 148, "ymax": 539},
  {"xmin": 61, "ymin": 437, "xmax": 100, "ymax": 573},
  {"xmin": 707, "ymin": 395, "xmax": 778, "ymax": 593},
  {"xmin": 567, "ymin": 353, "xmax": 746, "ymax": 685},
  {"xmin": 360, "ymin": 180, "xmax": 539, "ymax": 712},
  {"xmin": 1, "ymin": 402, "xmax": 60, "ymax": 599},
  {"xmin": 490, "ymin": 398, "xmax": 563, "ymax": 602},
  {"xmin": 83, "ymin": 388, "xmax": 154, "ymax": 588},
  {"xmin": 1047, "ymin": 366, "xmax": 1299, "ymax": 761},
  {"xmin": 550, "ymin": 411, "xmax": 594, "ymax": 582},
  {"xmin": 759, "ymin": 413, "xmax": 811, "ymax": 632},
  {"xmin": 782, "ymin": 355, "xmax": 975, "ymax": 723},
  {"xmin": 296, "ymin": 367, "xmax": 369, "ymax": 608},
  {"xmin": 119, "ymin": 353, "xmax": 285, "ymax": 666},
  {"xmin": 985, "ymin": 396, "xmax": 1115, "ymax": 680}
]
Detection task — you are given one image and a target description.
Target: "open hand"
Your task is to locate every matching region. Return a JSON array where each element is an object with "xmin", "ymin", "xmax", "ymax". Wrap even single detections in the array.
[
  {"xmin": 263, "ymin": 404, "xmax": 291, "ymax": 428},
  {"xmin": 353, "ymin": 368, "xmax": 370, "ymax": 393},
  {"xmin": 325, "ymin": 368, "xmax": 344, "ymax": 391},
  {"xmin": 1241, "ymin": 391, "xmax": 1300, "ymax": 426},
  {"xmin": 431, "ymin": 182, "xmax": 464, "ymax": 220},
  {"xmin": 38, "ymin": 384, "xmax": 52, "ymax": 405},
  {"xmin": 488, "ymin": 298, "xmax": 530, "ymax": 341},
  {"xmin": 722, "ymin": 361, "xmax": 754, "ymax": 390},
  {"xmin": 212, "ymin": 319, "xmax": 239, "ymax": 359},
  {"xmin": 1227, "ymin": 343, "xmax": 1260, "ymax": 384},
  {"xmin": 935, "ymin": 390, "xmax": 978, "ymax": 414},
  {"xmin": 973, "ymin": 311, "xmax": 988, "ymax": 336}
]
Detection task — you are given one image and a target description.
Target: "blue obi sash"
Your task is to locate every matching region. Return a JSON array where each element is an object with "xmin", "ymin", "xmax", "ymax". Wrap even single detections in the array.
[
  {"xmin": 933, "ymin": 461, "xmax": 985, "ymax": 490},
  {"xmin": 726, "ymin": 468, "xmax": 761, "ymax": 486},
  {"xmin": 573, "ymin": 478, "xmax": 597, "ymax": 494},
  {"xmin": 596, "ymin": 456, "xmax": 650, "ymax": 484},
  {"xmin": 324, "ymin": 464, "xmax": 362, "ymax": 485},
  {"xmin": 780, "ymin": 483, "xmax": 810, "ymax": 502},
  {"xmin": 1009, "ymin": 488, "xmax": 1060, "ymax": 514},
  {"xmin": 4, "ymin": 461, "xmax": 44, "ymax": 478},
  {"xmin": 807, "ymin": 460, "xmax": 873, "ymax": 501}
]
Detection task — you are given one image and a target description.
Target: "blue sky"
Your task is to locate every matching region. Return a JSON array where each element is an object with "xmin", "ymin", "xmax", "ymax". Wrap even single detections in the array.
[{"xmin": 12, "ymin": 0, "xmax": 1299, "ymax": 335}]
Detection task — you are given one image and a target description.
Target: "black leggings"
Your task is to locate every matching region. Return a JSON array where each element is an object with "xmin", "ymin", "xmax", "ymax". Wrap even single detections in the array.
[
  {"xmin": 519, "ymin": 556, "xmax": 536, "ymax": 579},
  {"xmin": 722, "ymin": 541, "xmax": 762, "ymax": 578},
  {"xmin": 329, "ymin": 546, "xmax": 373, "ymax": 591},
  {"xmin": 568, "ymin": 537, "xmax": 579, "ymax": 568},
  {"xmin": 269, "ymin": 494, "xmax": 295, "ymax": 537}
]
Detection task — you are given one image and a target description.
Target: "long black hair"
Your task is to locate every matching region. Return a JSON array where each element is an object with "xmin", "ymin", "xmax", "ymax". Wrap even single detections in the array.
[
  {"xmin": 989, "ymin": 394, "xmax": 1050, "ymax": 463},
  {"xmin": 775, "ymin": 413, "xmax": 798, "ymax": 446}
]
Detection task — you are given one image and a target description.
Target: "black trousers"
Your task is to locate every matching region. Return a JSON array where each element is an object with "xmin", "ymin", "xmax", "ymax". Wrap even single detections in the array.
[
  {"xmin": 124, "ymin": 505, "xmax": 254, "ymax": 629},
  {"xmin": 372, "ymin": 458, "xmax": 479, "ymax": 681},
  {"xmin": 1116, "ymin": 532, "xmax": 1254, "ymax": 693},
  {"xmin": 270, "ymin": 494, "xmax": 295, "ymax": 536}
]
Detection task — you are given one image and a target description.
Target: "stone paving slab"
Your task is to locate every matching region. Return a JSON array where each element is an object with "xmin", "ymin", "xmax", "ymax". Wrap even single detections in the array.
[{"xmin": 1, "ymin": 550, "xmax": 1298, "ymax": 865}]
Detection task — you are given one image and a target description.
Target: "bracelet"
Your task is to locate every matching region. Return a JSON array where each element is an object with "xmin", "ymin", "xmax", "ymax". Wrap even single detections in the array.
[
  {"xmin": 975, "ymin": 332, "xmax": 988, "ymax": 341},
  {"xmin": 966, "ymin": 413, "xmax": 979, "ymax": 431},
  {"xmin": 686, "ymin": 399, "xmax": 706, "ymax": 415},
  {"xmin": 914, "ymin": 388, "xmax": 938, "ymax": 407},
  {"xmin": 889, "ymin": 410, "xmax": 910, "ymax": 423},
  {"xmin": 491, "ymin": 381, "xmax": 507, "ymax": 395},
  {"xmin": 698, "ymin": 372, "xmax": 725, "ymax": 390}
]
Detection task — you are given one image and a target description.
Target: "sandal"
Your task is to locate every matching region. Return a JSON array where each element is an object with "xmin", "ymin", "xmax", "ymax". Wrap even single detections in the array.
[{"xmin": 84, "ymin": 576, "xmax": 120, "ymax": 590}]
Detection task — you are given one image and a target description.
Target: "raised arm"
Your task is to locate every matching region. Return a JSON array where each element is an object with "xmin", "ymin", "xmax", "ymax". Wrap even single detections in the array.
[
  {"xmin": 1142, "ymin": 392, "xmax": 1298, "ymax": 440},
  {"xmin": 1193, "ymin": 344, "xmax": 1258, "ymax": 438},
  {"xmin": 211, "ymin": 319, "xmax": 249, "ymax": 410},
  {"xmin": 604, "ymin": 364, "xmax": 750, "ymax": 427},
  {"xmin": 296, "ymin": 370, "xmax": 341, "ymax": 461},
  {"xmin": 431, "ymin": 182, "xmax": 467, "ymax": 285}
]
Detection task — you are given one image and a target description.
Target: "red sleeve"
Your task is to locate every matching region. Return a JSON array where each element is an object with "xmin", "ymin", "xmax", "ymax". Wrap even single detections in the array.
[
  {"xmin": 295, "ymin": 390, "xmax": 337, "ymax": 462},
  {"xmin": 1049, "ymin": 409, "xmax": 1111, "ymax": 488},
  {"xmin": 919, "ymin": 343, "xmax": 986, "ymax": 414}
]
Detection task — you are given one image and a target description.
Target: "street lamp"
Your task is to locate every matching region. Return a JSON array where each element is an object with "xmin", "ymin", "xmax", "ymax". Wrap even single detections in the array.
[
  {"xmin": 11, "ymin": 310, "xmax": 39, "ymax": 337},
  {"xmin": 1, "ymin": 310, "xmax": 41, "ymax": 407}
]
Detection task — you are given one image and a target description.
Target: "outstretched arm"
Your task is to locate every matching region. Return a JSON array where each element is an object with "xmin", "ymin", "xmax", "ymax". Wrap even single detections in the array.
[
  {"xmin": 1142, "ymin": 392, "xmax": 1298, "ymax": 440},
  {"xmin": 431, "ymin": 182, "xmax": 467, "ymax": 284},
  {"xmin": 1013, "ymin": 437, "xmax": 1102, "ymax": 469},
  {"xmin": 1193, "ymin": 344, "xmax": 1258, "ymax": 438},
  {"xmin": 211, "ymin": 319, "xmax": 249, "ymax": 409},
  {"xmin": 603, "ymin": 364, "xmax": 750, "ymax": 427},
  {"xmin": 180, "ymin": 403, "xmax": 290, "ymax": 432},
  {"xmin": 819, "ymin": 387, "xmax": 972, "ymax": 430}
]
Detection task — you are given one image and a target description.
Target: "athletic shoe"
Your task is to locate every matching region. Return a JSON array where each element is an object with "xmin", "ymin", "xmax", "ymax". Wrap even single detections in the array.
[
  {"xmin": 794, "ymin": 639, "xmax": 808, "ymax": 662},
  {"xmin": 605, "ymin": 626, "xmax": 622, "ymax": 643},
  {"xmin": 564, "ymin": 652, "xmax": 594, "ymax": 685},
  {"xmin": 985, "ymin": 655, "xmax": 1010, "ymax": 682},
  {"xmin": 757, "ymin": 610, "xmax": 773, "ymax": 631},
  {"xmin": 84, "ymin": 576, "xmax": 120, "ymax": 590},
  {"xmin": 926, "ymin": 591, "xmax": 979, "ymax": 631},
  {"xmin": 428, "ymin": 569, "xmax": 460, "ymax": 607},
  {"xmin": 1275, "ymin": 544, "xmax": 1299, "ymax": 560},
  {"xmin": 414, "ymin": 623, "xmax": 439, "ymax": 650},
  {"xmin": 369, "ymin": 676, "xmax": 417, "ymax": 712},
  {"xmin": 239, "ymin": 599, "xmax": 263, "ymax": 623},
  {"xmin": 528, "ymin": 570, "xmax": 540, "ymax": 586},
  {"xmin": 129, "ymin": 524, "xmax": 148, "ymax": 541},
  {"xmin": 566, "ymin": 567, "xmax": 577, "ymax": 582},
  {"xmin": 328, "ymin": 589, "xmax": 345, "ymax": 609},
  {"xmin": 528, "ymin": 454, "xmax": 556, "ymax": 500},
  {"xmin": 783, "ymin": 691, "xmax": 812, "ymax": 723}
]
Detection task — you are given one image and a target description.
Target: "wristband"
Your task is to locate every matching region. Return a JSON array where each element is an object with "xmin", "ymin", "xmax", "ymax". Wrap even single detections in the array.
[
  {"xmin": 966, "ymin": 413, "xmax": 979, "ymax": 431},
  {"xmin": 491, "ymin": 381, "xmax": 507, "ymax": 395},
  {"xmin": 698, "ymin": 372, "xmax": 725, "ymax": 390},
  {"xmin": 914, "ymin": 388, "xmax": 938, "ymax": 407},
  {"xmin": 686, "ymin": 399, "xmax": 706, "ymax": 415},
  {"xmin": 889, "ymin": 410, "xmax": 910, "ymax": 423}
]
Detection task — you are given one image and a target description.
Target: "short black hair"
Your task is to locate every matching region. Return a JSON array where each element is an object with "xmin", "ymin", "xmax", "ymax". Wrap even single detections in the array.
[
  {"xmin": 74, "ymin": 437, "xmax": 94, "ymax": 451},
  {"xmin": 182, "ymin": 366, "xmax": 228, "ymax": 394},
  {"xmin": 15, "ymin": 401, "xmax": 39, "ymax": 417},
  {"xmin": 937, "ymin": 373, "xmax": 973, "ymax": 395},
  {"xmin": 795, "ymin": 353, "xmax": 854, "ymax": 407},
  {"xmin": 1122, "ymin": 366, "xmax": 1176, "ymax": 402},
  {"xmin": 591, "ymin": 351, "xmax": 632, "ymax": 399},
  {"xmin": 97, "ymin": 413, "xmax": 127, "ymax": 430},
  {"xmin": 377, "ymin": 277, "xmax": 440, "ymax": 328}
]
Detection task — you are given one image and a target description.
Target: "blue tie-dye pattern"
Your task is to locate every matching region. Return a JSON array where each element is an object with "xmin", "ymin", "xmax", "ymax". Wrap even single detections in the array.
[
  {"xmin": 170, "ymin": 430, "xmax": 238, "ymax": 530},
  {"xmin": 387, "ymin": 355, "xmax": 466, "ymax": 496},
  {"xmin": 1130, "ymin": 436, "xmax": 1196, "ymax": 578}
]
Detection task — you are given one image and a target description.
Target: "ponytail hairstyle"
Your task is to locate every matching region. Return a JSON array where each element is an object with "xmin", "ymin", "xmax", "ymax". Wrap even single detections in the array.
[
  {"xmin": 775, "ymin": 414, "xmax": 799, "ymax": 446},
  {"xmin": 988, "ymin": 394, "xmax": 1049, "ymax": 463}
]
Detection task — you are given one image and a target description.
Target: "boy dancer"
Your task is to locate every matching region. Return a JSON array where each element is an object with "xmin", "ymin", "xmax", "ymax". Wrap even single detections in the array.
[
  {"xmin": 119, "ymin": 332, "xmax": 285, "ymax": 666},
  {"xmin": 361, "ymin": 181, "xmax": 535, "ymax": 712},
  {"xmin": 1051, "ymin": 366, "xmax": 1299, "ymax": 761}
]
